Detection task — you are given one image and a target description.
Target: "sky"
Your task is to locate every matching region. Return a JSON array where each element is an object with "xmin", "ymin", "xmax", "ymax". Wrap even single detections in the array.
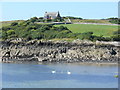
[{"xmin": 0, "ymin": 1, "xmax": 118, "ymax": 21}]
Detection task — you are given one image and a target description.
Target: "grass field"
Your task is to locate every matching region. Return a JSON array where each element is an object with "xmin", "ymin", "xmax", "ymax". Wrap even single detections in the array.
[
  {"xmin": 71, "ymin": 19, "xmax": 111, "ymax": 24},
  {"xmin": 0, "ymin": 20, "xmax": 118, "ymax": 37},
  {"xmin": 55, "ymin": 24, "xmax": 118, "ymax": 37},
  {"xmin": 0, "ymin": 20, "xmax": 24, "ymax": 28}
]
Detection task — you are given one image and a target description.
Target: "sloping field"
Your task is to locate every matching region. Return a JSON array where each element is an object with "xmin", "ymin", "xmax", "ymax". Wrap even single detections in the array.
[
  {"xmin": 55, "ymin": 24, "xmax": 118, "ymax": 37},
  {"xmin": 0, "ymin": 20, "xmax": 24, "ymax": 28},
  {"xmin": 71, "ymin": 19, "xmax": 111, "ymax": 24},
  {"xmin": 0, "ymin": 20, "xmax": 118, "ymax": 37}
]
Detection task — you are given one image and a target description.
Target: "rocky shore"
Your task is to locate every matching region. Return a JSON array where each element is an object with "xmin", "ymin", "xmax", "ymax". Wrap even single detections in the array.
[{"xmin": 0, "ymin": 39, "xmax": 119, "ymax": 63}]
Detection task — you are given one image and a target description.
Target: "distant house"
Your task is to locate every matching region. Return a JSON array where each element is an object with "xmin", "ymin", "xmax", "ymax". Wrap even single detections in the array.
[{"xmin": 44, "ymin": 11, "xmax": 61, "ymax": 20}]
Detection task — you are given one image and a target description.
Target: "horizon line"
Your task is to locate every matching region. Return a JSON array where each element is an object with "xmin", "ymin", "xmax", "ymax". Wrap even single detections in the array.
[{"xmin": 1, "ymin": 16, "xmax": 118, "ymax": 22}]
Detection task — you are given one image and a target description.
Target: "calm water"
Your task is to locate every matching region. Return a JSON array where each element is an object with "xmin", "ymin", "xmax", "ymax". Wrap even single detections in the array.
[{"xmin": 1, "ymin": 62, "xmax": 118, "ymax": 88}]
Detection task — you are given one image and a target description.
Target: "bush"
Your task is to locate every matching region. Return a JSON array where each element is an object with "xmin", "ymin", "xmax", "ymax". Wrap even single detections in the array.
[
  {"xmin": 65, "ymin": 16, "xmax": 83, "ymax": 20},
  {"xmin": 46, "ymin": 19, "xmax": 52, "ymax": 22},
  {"xmin": 1, "ymin": 20, "xmax": 72, "ymax": 40},
  {"xmin": 111, "ymin": 35, "xmax": 120, "ymax": 41},
  {"xmin": 107, "ymin": 17, "xmax": 120, "ymax": 24},
  {"xmin": 57, "ymin": 26, "xmax": 69, "ymax": 31},
  {"xmin": 2, "ymin": 31, "xmax": 7, "ymax": 40},
  {"xmin": 2, "ymin": 17, "xmax": 118, "ymax": 41},
  {"xmin": 11, "ymin": 22, "xmax": 18, "ymax": 26},
  {"xmin": 77, "ymin": 32, "xmax": 94, "ymax": 40},
  {"xmin": 113, "ymin": 29, "xmax": 120, "ymax": 35},
  {"xmin": 29, "ymin": 17, "xmax": 38, "ymax": 23},
  {"xmin": 7, "ymin": 30, "xmax": 15, "ymax": 36}
]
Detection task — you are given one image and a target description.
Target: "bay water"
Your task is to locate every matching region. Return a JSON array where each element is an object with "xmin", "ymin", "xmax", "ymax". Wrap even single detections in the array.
[{"xmin": 1, "ymin": 62, "xmax": 118, "ymax": 88}]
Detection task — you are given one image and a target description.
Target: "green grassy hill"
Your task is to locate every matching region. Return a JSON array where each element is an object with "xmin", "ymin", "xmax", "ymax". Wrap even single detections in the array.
[
  {"xmin": 55, "ymin": 24, "xmax": 118, "ymax": 37},
  {"xmin": 0, "ymin": 20, "xmax": 24, "ymax": 28},
  {"xmin": 79, "ymin": 19, "xmax": 111, "ymax": 24},
  {"xmin": 0, "ymin": 19, "xmax": 119, "ymax": 41}
]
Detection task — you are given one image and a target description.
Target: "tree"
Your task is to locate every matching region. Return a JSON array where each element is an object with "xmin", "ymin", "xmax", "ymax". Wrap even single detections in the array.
[
  {"xmin": 29, "ymin": 17, "xmax": 38, "ymax": 23},
  {"xmin": 111, "ymin": 35, "xmax": 120, "ymax": 41},
  {"xmin": 11, "ymin": 22, "xmax": 18, "ymax": 26},
  {"xmin": 107, "ymin": 17, "xmax": 120, "ymax": 24},
  {"xmin": 39, "ymin": 17, "xmax": 43, "ymax": 19},
  {"xmin": 57, "ymin": 26, "xmax": 69, "ymax": 31},
  {"xmin": 7, "ymin": 30, "xmax": 15, "ymax": 36},
  {"xmin": 46, "ymin": 19, "xmax": 52, "ymax": 22},
  {"xmin": 2, "ymin": 31, "xmax": 8, "ymax": 40}
]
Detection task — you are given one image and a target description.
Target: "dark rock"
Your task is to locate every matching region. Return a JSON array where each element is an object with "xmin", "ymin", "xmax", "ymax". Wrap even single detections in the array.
[{"xmin": 0, "ymin": 40, "xmax": 119, "ymax": 63}]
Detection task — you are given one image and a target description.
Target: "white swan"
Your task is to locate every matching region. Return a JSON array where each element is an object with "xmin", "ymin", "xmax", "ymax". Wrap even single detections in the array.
[
  {"xmin": 51, "ymin": 70, "xmax": 56, "ymax": 74},
  {"xmin": 67, "ymin": 71, "xmax": 71, "ymax": 75}
]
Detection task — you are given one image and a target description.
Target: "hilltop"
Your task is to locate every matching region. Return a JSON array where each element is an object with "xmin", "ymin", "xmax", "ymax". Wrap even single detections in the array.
[
  {"xmin": 0, "ymin": 17, "xmax": 120, "ymax": 63},
  {"xmin": 0, "ymin": 17, "xmax": 119, "ymax": 41}
]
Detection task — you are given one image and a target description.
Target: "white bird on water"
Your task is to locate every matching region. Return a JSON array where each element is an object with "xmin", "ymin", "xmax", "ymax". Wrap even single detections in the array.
[
  {"xmin": 67, "ymin": 71, "xmax": 71, "ymax": 75},
  {"xmin": 51, "ymin": 70, "xmax": 56, "ymax": 74},
  {"xmin": 51, "ymin": 70, "xmax": 71, "ymax": 74}
]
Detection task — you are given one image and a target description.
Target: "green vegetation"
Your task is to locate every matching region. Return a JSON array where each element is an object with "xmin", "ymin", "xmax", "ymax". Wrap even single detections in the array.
[
  {"xmin": 1, "ymin": 21, "xmax": 72, "ymax": 40},
  {"xmin": 55, "ymin": 24, "xmax": 119, "ymax": 41},
  {"xmin": 63, "ymin": 16, "xmax": 83, "ymax": 19},
  {"xmin": 114, "ymin": 75, "xmax": 118, "ymax": 78},
  {"xmin": 78, "ymin": 19, "xmax": 111, "ymax": 24},
  {"xmin": 69, "ymin": 17, "xmax": 120, "ymax": 24},
  {"xmin": 107, "ymin": 17, "xmax": 120, "ymax": 24},
  {"xmin": 55, "ymin": 24, "xmax": 118, "ymax": 37},
  {"xmin": 0, "ymin": 20, "xmax": 24, "ymax": 28},
  {"xmin": 1, "ymin": 17, "xmax": 119, "ymax": 41},
  {"xmin": 28, "ymin": 17, "xmax": 64, "ymax": 23}
]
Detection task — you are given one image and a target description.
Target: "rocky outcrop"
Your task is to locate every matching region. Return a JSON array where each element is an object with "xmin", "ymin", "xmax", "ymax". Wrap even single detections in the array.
[{"xmin": 0, "ymin": 39, "xmax": 119, "ymax": 63}]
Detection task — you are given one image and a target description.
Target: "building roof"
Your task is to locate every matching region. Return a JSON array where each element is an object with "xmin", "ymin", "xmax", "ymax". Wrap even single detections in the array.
[
  {"xmin": 44, "ymin": 11, "xmax": 61, "ymax": 19},
  {"xmin": 44, "ymin": 12, "xmax": 58, "ymax": 17}
]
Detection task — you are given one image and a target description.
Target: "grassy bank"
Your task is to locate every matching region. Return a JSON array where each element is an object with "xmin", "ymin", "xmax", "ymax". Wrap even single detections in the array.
[
  {"xmin": 1, "ymin": 20, "xmax": 118, "ymax": 37},
  {"xmin": 1, "ymin": 19, "xmax": 119, "ymax": 41},
  {"xmin": 0, "ymin": 20, "xmax": 24, "ymax": 28},
  {"xmin": 71, "ymin": 19, "xmax": 111, "ymax": 24},
  {"xmin": 55, "ymin": 24, "xmax": 118, "ymax": 37}
]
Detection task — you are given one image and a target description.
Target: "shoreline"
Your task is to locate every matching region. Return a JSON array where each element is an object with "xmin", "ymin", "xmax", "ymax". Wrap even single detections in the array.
[
  {"xmin": 0, "ymin": 60, "xmax": 119, "ymax": 66},
  {"xmin": 0, "ymin": 39, "xmax": 119, "ymax": 64}
]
